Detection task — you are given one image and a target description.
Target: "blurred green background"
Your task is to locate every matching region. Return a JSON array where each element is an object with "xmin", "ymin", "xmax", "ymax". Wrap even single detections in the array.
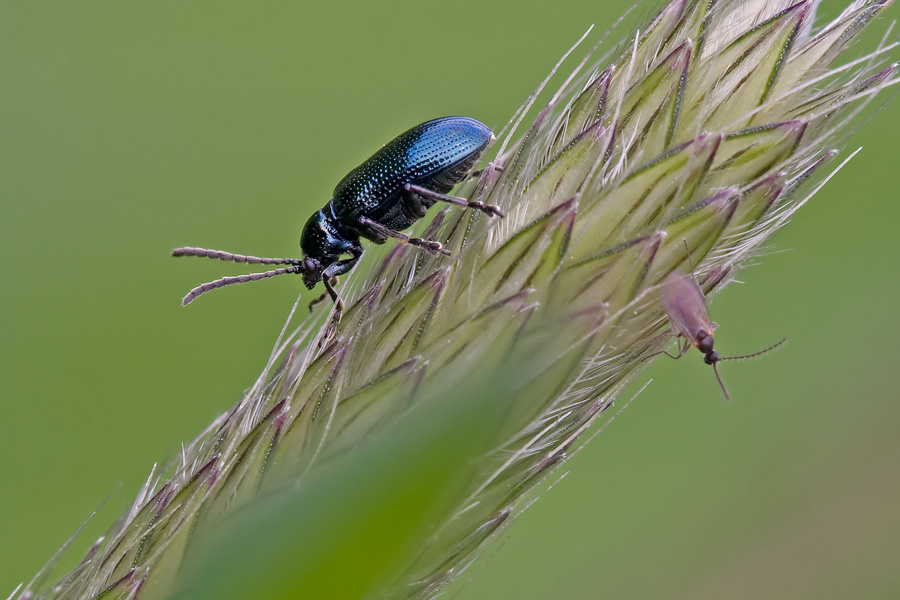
[{"xmin": 2, "ymin": 0, "xmax": 899, "ymax": 597}]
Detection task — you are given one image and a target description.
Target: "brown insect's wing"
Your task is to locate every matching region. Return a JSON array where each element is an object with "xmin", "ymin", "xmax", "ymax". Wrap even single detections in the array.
[{"xmin": 659, "ymin": 272, "xmax": 715, "ymax": 345}]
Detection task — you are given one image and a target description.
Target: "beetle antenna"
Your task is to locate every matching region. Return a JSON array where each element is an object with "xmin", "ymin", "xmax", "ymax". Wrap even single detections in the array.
[
  {"xmin": 181, "ymin": 267, "xmax": 303, "ymax": 305},
  {"xmin": 711, "ymin": 362, "xmax": 731, "ymax": 402},
  {"xmin": 718, "ymin": 338, "xmax": 787, "ymax": 362},
  {"xmin": 172, "ymin": 247, "xmax": 302, "ymax": 266}
]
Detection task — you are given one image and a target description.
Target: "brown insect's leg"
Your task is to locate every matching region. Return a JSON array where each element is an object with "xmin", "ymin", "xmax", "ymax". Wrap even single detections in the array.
[
  {"xmin": 643, "ymin": 330, "xmax": 691, "ymax": 361},
  {"xmin": 357, "ymin": 216, "xmax": 450, "ymax": 256},
  {"xmin": 404, "ymin": 183, "xmax": 504, "ymax": 218}
]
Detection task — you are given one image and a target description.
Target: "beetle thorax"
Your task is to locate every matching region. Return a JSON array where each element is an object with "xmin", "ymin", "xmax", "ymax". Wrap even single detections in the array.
[{"xmin": 301, "ymin": 209, "xmax": 354, "ymax": 260}]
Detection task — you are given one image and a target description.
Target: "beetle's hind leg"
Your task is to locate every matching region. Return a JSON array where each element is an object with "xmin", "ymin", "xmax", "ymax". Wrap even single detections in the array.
[
  {"xmin": 357, "ymin": 216, "xmax": 450, "ymax": 257},
  {"xmin": 468, "ymin": 163, "xmax": 503, "ymax": 180},
  {"xmin": 404, "ymin": 183, "xmax": 504, "ymax": 218}
]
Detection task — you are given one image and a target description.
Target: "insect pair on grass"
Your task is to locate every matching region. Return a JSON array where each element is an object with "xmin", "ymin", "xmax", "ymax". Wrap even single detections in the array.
[{"xmin": 172, "ymin": 116, "xmax": 783, "ymax": 400}]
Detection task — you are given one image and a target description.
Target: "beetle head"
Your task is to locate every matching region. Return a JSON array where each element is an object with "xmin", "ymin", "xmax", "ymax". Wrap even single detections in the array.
[
  {"xmin": 300, "ymin": 208, "xmax": 354, "ymax": 277},
  {"xmin": 300, "ymin": 257, "xmax": 323, "ymax": 289}
]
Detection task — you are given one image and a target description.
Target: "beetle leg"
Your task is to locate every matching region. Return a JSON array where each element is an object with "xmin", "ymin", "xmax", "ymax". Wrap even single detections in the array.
[
  {"xmin": 357, "ymin": 216, "xmax": 450, "ymax": 256},
  {"xmin": 322, "ymin": 277, "xmax": 344, "ymax": 313},
  {"xmin": 401, "ymin": 188, "xmax": 428, "ymax": 219},
  {"xmin": 404, "ymin": 183, "xmax": 504, "ymax": 218},
  {"xmin": 317, "ymin": 247, "xmax": 363, "ymax": 320},
  {"xmin": 308, "ymin": 276, "xmax": 339, "ymax": 312},
  {"xmin": 468, "ymin": 163, "xmax": 503, "ymax": 180}
]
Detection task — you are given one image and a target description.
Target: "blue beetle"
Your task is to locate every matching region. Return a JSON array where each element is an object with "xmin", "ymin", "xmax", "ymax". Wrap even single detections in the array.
[{"xmin": 173, "ymin": 117, "xmax": 501, "ymax": 316}]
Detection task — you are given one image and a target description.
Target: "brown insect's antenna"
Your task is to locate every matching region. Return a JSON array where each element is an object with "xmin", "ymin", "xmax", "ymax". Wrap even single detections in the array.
[
  {"xmin": 181, "ymin": 267, "xmax": 303, "ymax": 305},
  {"xmin": 711, "ymin": 362, "xmax": 731, "ymax": 402},
  {"xmin": 172, "ymin": 247, "xmax": 302, "ymax": 266},
  {"xmin": 717, "ymin": 338, "xmax": 787, "ymax": 362}
]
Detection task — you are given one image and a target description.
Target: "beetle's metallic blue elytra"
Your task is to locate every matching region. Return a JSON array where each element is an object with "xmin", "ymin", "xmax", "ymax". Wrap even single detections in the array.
[
  {"xmin": 332, "ymin": 117, "xmax": 493, "ymax": 231},
  {"xmin": 173, "ymin": 116, "xmax": 502, "ymax": 317}
]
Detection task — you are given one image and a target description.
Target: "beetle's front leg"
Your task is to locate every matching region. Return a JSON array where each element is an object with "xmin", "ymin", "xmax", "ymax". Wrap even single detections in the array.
[
  {"xmin": 403, "ymin": 183, "xmax": 504, "ymax": 218},
  {"xmin": 322, "ymin": 256, "xmax": 361, "ymax": 312},
  {"xmin": 322, "ymin": 276, "xmax": 344, "ymax": 313},
  {"xmin": 318, "ymin": 247, "xmax": 363, "ymax": 326},
  {"xmin": 357, "ymin": 216, "xmax": 450, "ymax": 256},
  {"xmin": 308, "ymin": 276, "xmax": 339, "ymax": 312}
]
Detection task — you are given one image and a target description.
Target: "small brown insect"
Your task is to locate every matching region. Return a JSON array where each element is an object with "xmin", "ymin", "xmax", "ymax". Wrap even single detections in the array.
[{"xmin": 655, "ymin": 258, "xmax": 785, "ymax": 401}]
